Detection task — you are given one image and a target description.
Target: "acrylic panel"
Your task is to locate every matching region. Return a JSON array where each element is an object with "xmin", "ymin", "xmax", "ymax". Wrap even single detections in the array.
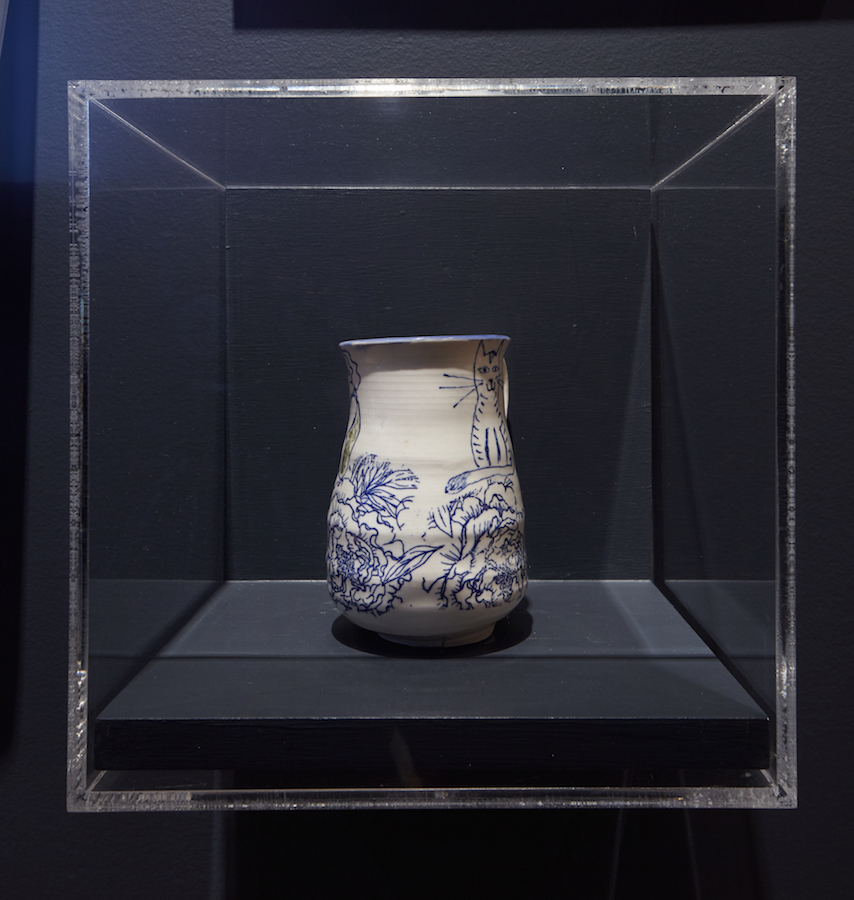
[{"xmin": 68, "ymin": 79, "xmax": 795, "ymax": 810}]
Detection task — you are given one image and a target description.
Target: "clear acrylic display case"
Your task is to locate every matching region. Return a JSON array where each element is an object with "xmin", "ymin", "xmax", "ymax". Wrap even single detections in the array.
[{"xmin": 67, "ymin": 78, "xmax": 795, "ymax": 810}]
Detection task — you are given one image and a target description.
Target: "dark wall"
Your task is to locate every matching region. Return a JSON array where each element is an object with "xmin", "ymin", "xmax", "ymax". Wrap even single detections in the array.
[
  {"xmin": 3, "ymin": 3, "xmax": 854, "ymax": 898},
  {"xmin": 0, "ymin": 0, "xmax": 37, "ymax": 754}
]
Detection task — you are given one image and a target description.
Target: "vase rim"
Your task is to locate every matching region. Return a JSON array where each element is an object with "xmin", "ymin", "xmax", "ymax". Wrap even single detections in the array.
[{"xmin": 340, "ymin": 334, "xmax": 509, "ymax": 349}]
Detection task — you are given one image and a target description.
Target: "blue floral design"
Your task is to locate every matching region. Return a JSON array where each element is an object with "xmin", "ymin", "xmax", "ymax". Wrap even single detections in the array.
[
  {"xmin": 327, "ymin": 454, "xmax": 441, "ymax": 615},
  {"xmin": 424, "ymin": 477, "xmax": 527, "ymax": 610}
]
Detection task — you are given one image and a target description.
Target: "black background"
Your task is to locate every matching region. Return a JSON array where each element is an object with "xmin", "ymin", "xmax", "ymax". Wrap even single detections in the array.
[{"xmin": 2, "ymin": 1, "xmax": 854, "ymax": 898}]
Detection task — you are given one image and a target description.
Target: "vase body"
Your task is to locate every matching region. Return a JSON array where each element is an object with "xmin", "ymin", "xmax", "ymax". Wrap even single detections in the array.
[{"xmin": 326, "ymin": 335, "xmax": 527, "ymax": 647}]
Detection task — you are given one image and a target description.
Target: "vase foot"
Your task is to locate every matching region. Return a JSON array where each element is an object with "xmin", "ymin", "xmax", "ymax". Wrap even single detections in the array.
[{"xmin": 378, "ymin": 624, "xmax": 495, "ymax": 648}]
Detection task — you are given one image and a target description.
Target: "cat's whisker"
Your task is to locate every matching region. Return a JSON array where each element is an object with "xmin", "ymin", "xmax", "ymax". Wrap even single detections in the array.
[{"xmin": 452, "ymin": 388, "xmax": 476, "ymax": 407}]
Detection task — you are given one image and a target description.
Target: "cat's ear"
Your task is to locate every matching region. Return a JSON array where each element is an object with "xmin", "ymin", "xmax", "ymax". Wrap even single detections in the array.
[{"xmin": 477, "ymin": 340, "xmax": 501, "ymax": 365}]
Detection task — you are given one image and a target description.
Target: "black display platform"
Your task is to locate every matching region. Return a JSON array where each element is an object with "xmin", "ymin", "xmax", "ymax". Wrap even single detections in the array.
[{"xmin": 93, "ymin": 581, "xmax": 770, "ymax": 773}]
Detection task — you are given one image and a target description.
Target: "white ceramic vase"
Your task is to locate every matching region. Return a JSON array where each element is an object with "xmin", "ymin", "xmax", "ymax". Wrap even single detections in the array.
[{"xmin": 326, "ymin": 335, "xmax": 527, "ymax": 647}]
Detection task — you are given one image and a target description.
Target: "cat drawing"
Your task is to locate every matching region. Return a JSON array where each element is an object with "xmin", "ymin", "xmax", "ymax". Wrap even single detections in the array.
[{"xmin": 445, "ymin": 340, "xmax": 514, "ymax": 493}]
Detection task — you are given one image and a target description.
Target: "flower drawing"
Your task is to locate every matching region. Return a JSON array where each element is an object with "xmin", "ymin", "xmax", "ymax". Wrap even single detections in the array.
[
  {"xmin": 424, "ymin": 477, "xmax": 527, "ymax": 610},
  {"xmin": 327, "ymin": 454, "xmax": 441, "ymax": 615}
]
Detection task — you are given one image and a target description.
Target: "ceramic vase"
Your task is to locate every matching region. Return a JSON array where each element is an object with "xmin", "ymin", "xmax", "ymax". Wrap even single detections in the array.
[{"xmin": 326, "ymin": 335, "xmax": 527, "ymax": 647}]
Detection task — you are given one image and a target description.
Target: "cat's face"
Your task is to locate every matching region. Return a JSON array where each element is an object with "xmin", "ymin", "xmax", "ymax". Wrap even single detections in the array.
[
  {"xmin": 475, "ymin": 343, "xmax": 502, "ymax": 393},
  {"xmin": 476, "ymin": 362, "xmax": 501, "ymax": 392}
]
